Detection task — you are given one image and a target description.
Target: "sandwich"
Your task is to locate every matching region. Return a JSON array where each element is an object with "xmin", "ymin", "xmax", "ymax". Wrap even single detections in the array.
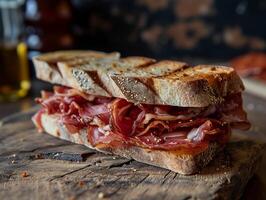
[{"xmin": 32, "ymin": 50, "xmax": 250, "ymax": 175}]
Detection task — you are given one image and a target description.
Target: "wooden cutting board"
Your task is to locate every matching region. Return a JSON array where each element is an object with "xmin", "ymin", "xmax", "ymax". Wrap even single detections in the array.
[{"xmin": 0, "ymin": 108, "xmax": 264, "ymax": 200}]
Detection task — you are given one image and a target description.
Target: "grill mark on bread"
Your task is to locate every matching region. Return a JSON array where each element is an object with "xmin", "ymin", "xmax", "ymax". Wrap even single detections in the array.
[
  {"xmin": 166, "ymin": 64, "xmax": 189, "ymax": 76},
  {"xmin": 135, "ymin": 77, "xmax": 158, "ymax": 96},
  {"xmin": 155, "ymin": 64, "xmax": 190, "ymax": 79},
  {"xmin": 47, "ymin": 61, "xmax": 59, "ymax": 70},
  {"xmin": 85, "ymin": 71, "xmax": 111, "ymax": 95},
  {"xmin": 72, "ymin": 68, "xmax": 111, "ymax": 96},
  {"xmin": 135, "ymin": 60, "xmax": 157, "ymax": 68},
  {"xmin": 111, "ymin": 76, "xmax": 157, "ymax": 104},
  {"xmin": 46, "ymin": 57, "xmax": 80, "ymax": 78},
  {"xmin": 47, "ymin": 56, "xmax": 74, "ymax": 65},
  {"xmin": 47, "ymin": 61, "xmax": 64, "ymax": 78}
]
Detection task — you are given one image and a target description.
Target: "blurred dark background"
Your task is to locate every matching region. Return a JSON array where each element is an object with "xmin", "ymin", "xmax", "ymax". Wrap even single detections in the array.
[{"xmin": 23, "ymin": 0, "xmax": 266, "ymax": 60}]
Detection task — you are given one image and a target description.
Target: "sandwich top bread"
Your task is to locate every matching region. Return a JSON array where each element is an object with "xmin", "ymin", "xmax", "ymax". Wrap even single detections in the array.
[
  {"xmin": 33, "ymin": 50, "xmax": 244, "ymax": 107},
  {"xmin": 32, "ymin": 50, "xmax": 250, "ymax": 175}
]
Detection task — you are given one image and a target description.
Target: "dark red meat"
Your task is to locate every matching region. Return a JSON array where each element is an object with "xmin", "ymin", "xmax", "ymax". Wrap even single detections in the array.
[{"xmin": 33, "ymin": 86, "xmax": 250, "ymax": 151}]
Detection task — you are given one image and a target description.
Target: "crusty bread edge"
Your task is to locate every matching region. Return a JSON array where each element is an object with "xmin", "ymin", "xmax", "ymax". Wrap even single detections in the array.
[{"xmin": 38, "ymin": 113, "xmax": 223, "ymax": 175}]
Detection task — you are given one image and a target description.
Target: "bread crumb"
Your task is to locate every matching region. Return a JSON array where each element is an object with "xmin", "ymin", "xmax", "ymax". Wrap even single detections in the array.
[
  {"xmin": 78, "ymin": 181, "xmax": 85, "ymax": 187},
  {"xmin": 98, "ymin": 192, "xmax": 104, "ymax": 199},
  {"xmin": 132, "ymin": 168, "xmax": 137, "ymax": 172},
  {"xmin": 20, "ymin": 171, "xmax": 29, "ymax": 178}
]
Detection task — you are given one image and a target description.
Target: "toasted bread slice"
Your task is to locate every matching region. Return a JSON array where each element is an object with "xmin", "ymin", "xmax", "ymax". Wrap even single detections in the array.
[
  {"xmin": 39, "ymin": 113, "xmax": 222, "ymax": 175},
  {"xmin": 33, "ymin": 50, "xmax": 120, "ymax": 93},
  {"xmin": 33, "ymin": 50, "xmax": 244, "ymax": 107}
]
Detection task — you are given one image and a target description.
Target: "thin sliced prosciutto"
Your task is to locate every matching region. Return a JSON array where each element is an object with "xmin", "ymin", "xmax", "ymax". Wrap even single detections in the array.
[{"xmin": 33, "ymin": 86, "xmax": 250, "ymax": 151}]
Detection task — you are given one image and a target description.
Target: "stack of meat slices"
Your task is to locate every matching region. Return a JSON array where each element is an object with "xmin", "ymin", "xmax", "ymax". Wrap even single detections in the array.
[{"xmin": 34, "ymin": 86, "xmax": 249, "ymax": 154}]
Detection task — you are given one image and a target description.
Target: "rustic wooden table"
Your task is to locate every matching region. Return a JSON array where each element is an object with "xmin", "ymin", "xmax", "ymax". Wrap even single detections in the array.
[{"xmin": 0, "ymin": 92, "xmax": 265, "ymax": 200}]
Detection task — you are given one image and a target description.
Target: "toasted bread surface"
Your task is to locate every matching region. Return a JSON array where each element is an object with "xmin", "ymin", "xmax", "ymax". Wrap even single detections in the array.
[
  {"xmin": 33, "ymin": 50, "xmax": 244, "ymax": 107},
  {"xmin": 39, "ymin": 113, "xmax": 223, "ymax": 175}
]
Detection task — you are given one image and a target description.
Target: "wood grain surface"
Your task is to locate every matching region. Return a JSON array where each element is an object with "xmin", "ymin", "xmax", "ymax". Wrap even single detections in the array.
[{"xmin": 0, "ymin": 99, "xmax": 265, "ymax": 200}]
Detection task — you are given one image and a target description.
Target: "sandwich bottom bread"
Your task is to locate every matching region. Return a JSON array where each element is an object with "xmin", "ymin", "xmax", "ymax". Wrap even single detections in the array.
[
  {"xmin": 40, "ymin": 112, "xmax": 221, "ymax": 175},
  {"xmin": 32, "ymin": 50, "xmax": 251, "ymax": 174}
]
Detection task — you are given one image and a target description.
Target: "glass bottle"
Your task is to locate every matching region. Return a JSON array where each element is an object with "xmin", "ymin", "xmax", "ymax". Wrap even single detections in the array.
[{"xmin": 0, "ymin": 0, "xmax": 30, "ymax": 102}]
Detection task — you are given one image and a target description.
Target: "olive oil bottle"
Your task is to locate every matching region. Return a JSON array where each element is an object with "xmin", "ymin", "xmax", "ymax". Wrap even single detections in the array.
[{"xmin": 0, "ymin": 1, "xmax": 30, "ymax": 101}]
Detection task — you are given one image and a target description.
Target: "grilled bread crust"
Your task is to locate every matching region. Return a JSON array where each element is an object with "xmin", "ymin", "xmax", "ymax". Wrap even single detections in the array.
[
  {"xmin": 33, "ymin": 50, "xmax": 244, "ymax": 107},
  {"xmin": 40, "ymin": 113, "xmax": 222, "ymax": 175}
]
